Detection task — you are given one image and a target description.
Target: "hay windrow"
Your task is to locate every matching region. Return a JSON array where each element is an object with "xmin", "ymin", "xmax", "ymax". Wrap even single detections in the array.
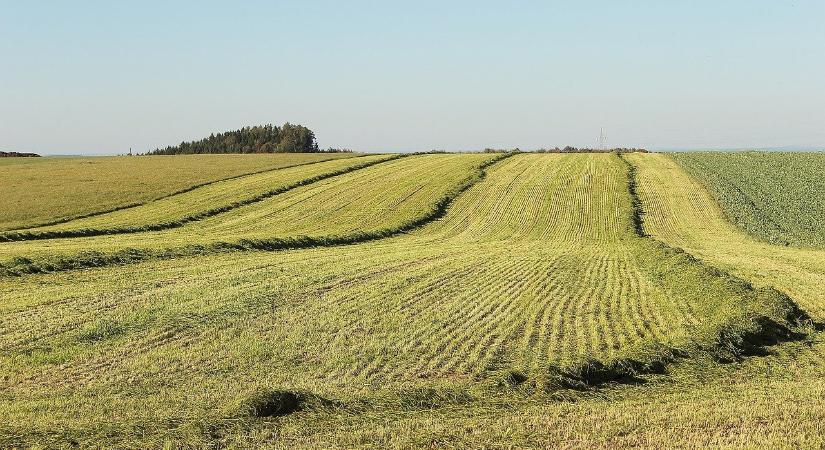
[
  {"xmin": 0, "ymin": 153, "xmax": 513, "ymax": 277},
  {"xmin": 0, "ymin": 154, "xmax": 399, "ymax": 242}
]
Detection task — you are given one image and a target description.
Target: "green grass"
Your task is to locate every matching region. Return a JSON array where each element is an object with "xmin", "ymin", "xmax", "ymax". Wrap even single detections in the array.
[
  {"xmin": 628, "ymin": 152, "xmax": 825, "ymax": 318},
  {"xmin": 0, "ymin": 153, "xmax": 357, "ymax": 232},
  {"xmin": 1, "ymin": 152, "xmax": 815, "ymax": 448},
  {"xmin": 0, "ymin": 154, "xmax": 395, "ymax": 241},
  {"xmin": 671, "ymin": 151, "xmax": 825, "ymax": 248},
  {"xmin": 0, "ymin": 153, "xmax": 502, "ymax": 273}
]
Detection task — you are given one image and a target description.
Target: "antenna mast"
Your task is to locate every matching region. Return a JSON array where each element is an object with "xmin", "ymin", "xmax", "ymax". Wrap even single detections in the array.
[{"xmin": 596, "ymin": 128, "xmax": 608, "ymax": 150}]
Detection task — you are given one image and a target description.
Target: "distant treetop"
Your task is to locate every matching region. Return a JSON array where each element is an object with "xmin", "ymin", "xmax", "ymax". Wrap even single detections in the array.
[
  {"xmin": 149, "ymin": 123, "xmax": 323, "ymax": 155},
  {"xmin": 0, "ymin": 151, "xmax": 40, "ymax": 157}
]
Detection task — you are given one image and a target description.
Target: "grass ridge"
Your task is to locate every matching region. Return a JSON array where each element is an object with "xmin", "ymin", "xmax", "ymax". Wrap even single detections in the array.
[
  {"xmin": 539, "ymin": 241, "xmax": 813, "ymax": 391},
  {"xmin": 0, "ymin": 153, "xmax": 513, "ymax": 277},
  {"xmin": 526, "ymin": 154, "xmax": 816, "ymax": 390},
  {"xmin": 2, "ymin": 154, "xmax": 364, "ymax": 233},
  {"xmin": 0, "ymin": 154, "xmax": 396, "ymax": 242}
]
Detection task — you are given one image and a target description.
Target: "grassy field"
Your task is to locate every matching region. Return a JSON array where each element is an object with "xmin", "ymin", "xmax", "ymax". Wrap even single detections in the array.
[
  {"xmin": 0, "ymin": 153, "xmax": 501, "ymax": 273},
  {"xmin": 0, "ymin": 153, "xmax": 356, "ymax": 232},
  {"xmin": 0, "ymin": 151, "xmax": 823, "ymax": 448},
  {"xmin": 0, "ymin": 154, "xmax": 395, "ymax": 241},
  {"xmin": 628, "ymin": 152, "xmax": 825, "ymax": 318},
  {"xmin": 671, "ymin": 151, "xmax": 825, "ymax": 248}
]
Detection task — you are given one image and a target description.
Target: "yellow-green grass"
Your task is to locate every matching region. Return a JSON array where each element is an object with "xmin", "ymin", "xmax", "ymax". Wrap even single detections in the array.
[
  {"xmin": 258, "ymin": 343, "xmax": 825, "ymax": 449},
  {"xmin": 671, "ymin": 151, "xmax": 825, "ymax": 248},
  {"xmin": 627, "ymin": 152, "xmax": 825, "ymax": 319},
  {"xmin": 0, "ymin": 153, "xmax": 498, "ymax": 269},
  {"xmin": 1, "ymin": 154, "xmax": 394, "ymax": 240},
  {"xmin": 0, "ymin": 153, "xmax": 804, "ymax": 448},
  {"xmin": 223, "ymin": 153, "xmax": 825, "ymax": 449},
  {"xmin": 0, "ymin": 153, "xmax": 357, "ymax": 232}
]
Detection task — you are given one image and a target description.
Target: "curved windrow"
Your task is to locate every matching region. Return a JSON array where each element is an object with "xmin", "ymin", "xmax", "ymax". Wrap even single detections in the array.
[
  {"xmin": 0, "ymin": 153, "xmax": 355, "ymax": 232},
  {"xmin": 0, "ymin": 153, "xmax": 502, "ymax": 274},
  {"xmin": 626, "ymin": 152, "xmax": 825, "ymax": 320},
  {"xmin": 1, "ymin": 154, "xmax": 394, "ymax": 241},
  {"xmin": 0, "ymin": 153, "xmax": 811, "ymax": 439}
]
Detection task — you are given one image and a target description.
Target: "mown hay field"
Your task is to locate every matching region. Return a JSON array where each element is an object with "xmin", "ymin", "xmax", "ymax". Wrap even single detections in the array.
[
  {"xmin": 0, "ymin": 154, "xmax": 397, "ymax": 241},
  {"xmin": 0, "ymin": 153, "xmax": 356, "ymax": 232},
  {"xmin": 0, "ymin": 153, "xmax": 501, "ymax": 272},
  {"xmin": 0, "ymin": 151, "xmax": 823, "ymax": 448}
]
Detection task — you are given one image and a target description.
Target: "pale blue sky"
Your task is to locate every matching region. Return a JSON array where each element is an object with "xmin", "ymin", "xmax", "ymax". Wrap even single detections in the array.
[{"xmin": 2, "ymin": 1, "xmax": 823, "ymax": 154}]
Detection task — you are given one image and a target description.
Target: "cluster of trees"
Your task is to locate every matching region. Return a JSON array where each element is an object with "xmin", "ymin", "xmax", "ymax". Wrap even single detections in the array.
[
  {"xmin": 0, "ymin": 151, "xmax": 40, "ymax": 157},
  {"xmin": 482, "ymin": 148, "xmax": 522, "ymax": 153},
  {"xmin": 149, "ymin": 123, "xmax": 324, "ymax": 155}
]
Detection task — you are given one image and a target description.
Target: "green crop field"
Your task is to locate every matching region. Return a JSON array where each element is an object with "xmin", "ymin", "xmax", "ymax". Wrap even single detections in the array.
[
  {"xmin": 1, "ymin": 151, "xmax": 823, "ymax": 448},
  {"xmin": 671, "ymin": 151, "xmax": 825, "ymax": 249}
]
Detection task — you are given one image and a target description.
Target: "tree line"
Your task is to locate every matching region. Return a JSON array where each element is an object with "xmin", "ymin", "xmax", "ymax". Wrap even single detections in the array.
[
  {"xmin": 149, "ymin": 123, "xmax": 333, "ymax": 155},
  {"xmin": 0, "ymin": 151, "xmax": 40, "ymax": 157}
]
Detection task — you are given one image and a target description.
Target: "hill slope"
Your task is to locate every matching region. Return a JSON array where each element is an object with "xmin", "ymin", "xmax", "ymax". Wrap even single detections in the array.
[
  {"xmin": 0, "ymin": 153, "xmax": 810, "ymax": 448},
  {"xmin": 671, "ymin": 151, "xmax": 825, "ymax": 248},
  {"xmin": 1, "ymin": 154, "xmax": 394, "ymax": 241},
  {"xmin": 0, "ymin": 153, "xmax": 352, "ymax": 231}
]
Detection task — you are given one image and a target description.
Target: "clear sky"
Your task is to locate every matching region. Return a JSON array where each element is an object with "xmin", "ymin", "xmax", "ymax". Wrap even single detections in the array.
[{"xmin": 2, "ymin": 1, "xmax": 824, "ymax": 154}]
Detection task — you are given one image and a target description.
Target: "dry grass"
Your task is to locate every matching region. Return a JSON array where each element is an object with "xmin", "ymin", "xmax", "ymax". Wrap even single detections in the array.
[
  {"xmin": 0, "ymin": 152, "xmax": 821, "ymax": 448},
  {"xmin": 0, "ymin": 153, "xmax": 355, "ymax": 231}
]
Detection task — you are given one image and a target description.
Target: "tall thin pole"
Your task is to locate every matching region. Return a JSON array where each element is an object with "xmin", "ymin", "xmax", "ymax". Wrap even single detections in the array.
[{"xmin": 596, "ymin": 128, "xmax": 607, "ymax": 150}]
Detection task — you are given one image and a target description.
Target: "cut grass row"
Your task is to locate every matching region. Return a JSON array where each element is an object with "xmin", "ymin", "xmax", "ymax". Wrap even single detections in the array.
[
  {"xmin": 627, "ymin": 152, "xmax": 825, "ymax": 319},
  {"xmin": 0, "ymin": 153, "xmax": 355, "ymax": 231},
  {"xmin": 0, "ymin": 153, "xmax": 810, "ymax": 448},
  {"xmin": 262, "ymin": 344, "xmax": 825, "ymax": 449},
  {"xmin": 0, "ymin": 153, "xmax": 505, "ymax": 275},
  {"xmin": 193, "ymin": 153, "xmax": 825, "ymax": 448},
  {"xmin": 0, "ymin": 154, "xmax": 396, "ymax": 241}
]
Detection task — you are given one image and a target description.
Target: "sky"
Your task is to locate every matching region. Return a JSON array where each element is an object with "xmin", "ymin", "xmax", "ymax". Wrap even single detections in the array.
[{"xmin": 1, "ymin": 1, "xmax": 824, "ymax": 155}]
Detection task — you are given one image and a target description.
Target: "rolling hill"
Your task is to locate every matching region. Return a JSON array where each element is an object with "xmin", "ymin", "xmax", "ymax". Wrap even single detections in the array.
[{"xmin": 0, "ymin": 151, "xmax": 822, "ymax": 448}]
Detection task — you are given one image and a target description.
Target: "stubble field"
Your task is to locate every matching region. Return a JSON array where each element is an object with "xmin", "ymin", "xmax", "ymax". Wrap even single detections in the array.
[{"xmin": 1, "ymin": 151, "xmax": 823, "ymax": 448}]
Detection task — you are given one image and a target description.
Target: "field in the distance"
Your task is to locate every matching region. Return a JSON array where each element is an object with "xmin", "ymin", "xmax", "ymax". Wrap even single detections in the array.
[
  {"xmin": 671, "ymin": 151, "xmax": 825, "ymax": 248},
  {"xmin": 0, "ymin": 153, "xmax": 356, "ymax": 232},
  {"xmin": 1, "ymin": 151, "xmax": 823, "ymax": 448}
]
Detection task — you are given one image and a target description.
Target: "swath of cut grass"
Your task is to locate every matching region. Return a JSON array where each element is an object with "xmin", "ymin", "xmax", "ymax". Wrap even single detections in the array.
[
  {"xmin": 0, "ymin": 152, "xmax": 819, "ymax": 448},
  {"xmin": 0, "ymin": 154, "xmax": 396, "ymax": 242},
  {"xmin": 0, "ymin": 153, "xmax": 356, "ymax": 231},
  {"xmin": 0, "ymin": 153, "xmax": 509, "ymax": 275}
]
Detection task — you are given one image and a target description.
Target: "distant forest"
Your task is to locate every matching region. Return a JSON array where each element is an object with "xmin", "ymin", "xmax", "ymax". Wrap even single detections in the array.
[
  {"xmin": 0, "ymin": 151, "xmax": 40, "ymax": 157},
  {"xmin": 149, "ymin": 123, "xmax": 327, "ymax": 155}
]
